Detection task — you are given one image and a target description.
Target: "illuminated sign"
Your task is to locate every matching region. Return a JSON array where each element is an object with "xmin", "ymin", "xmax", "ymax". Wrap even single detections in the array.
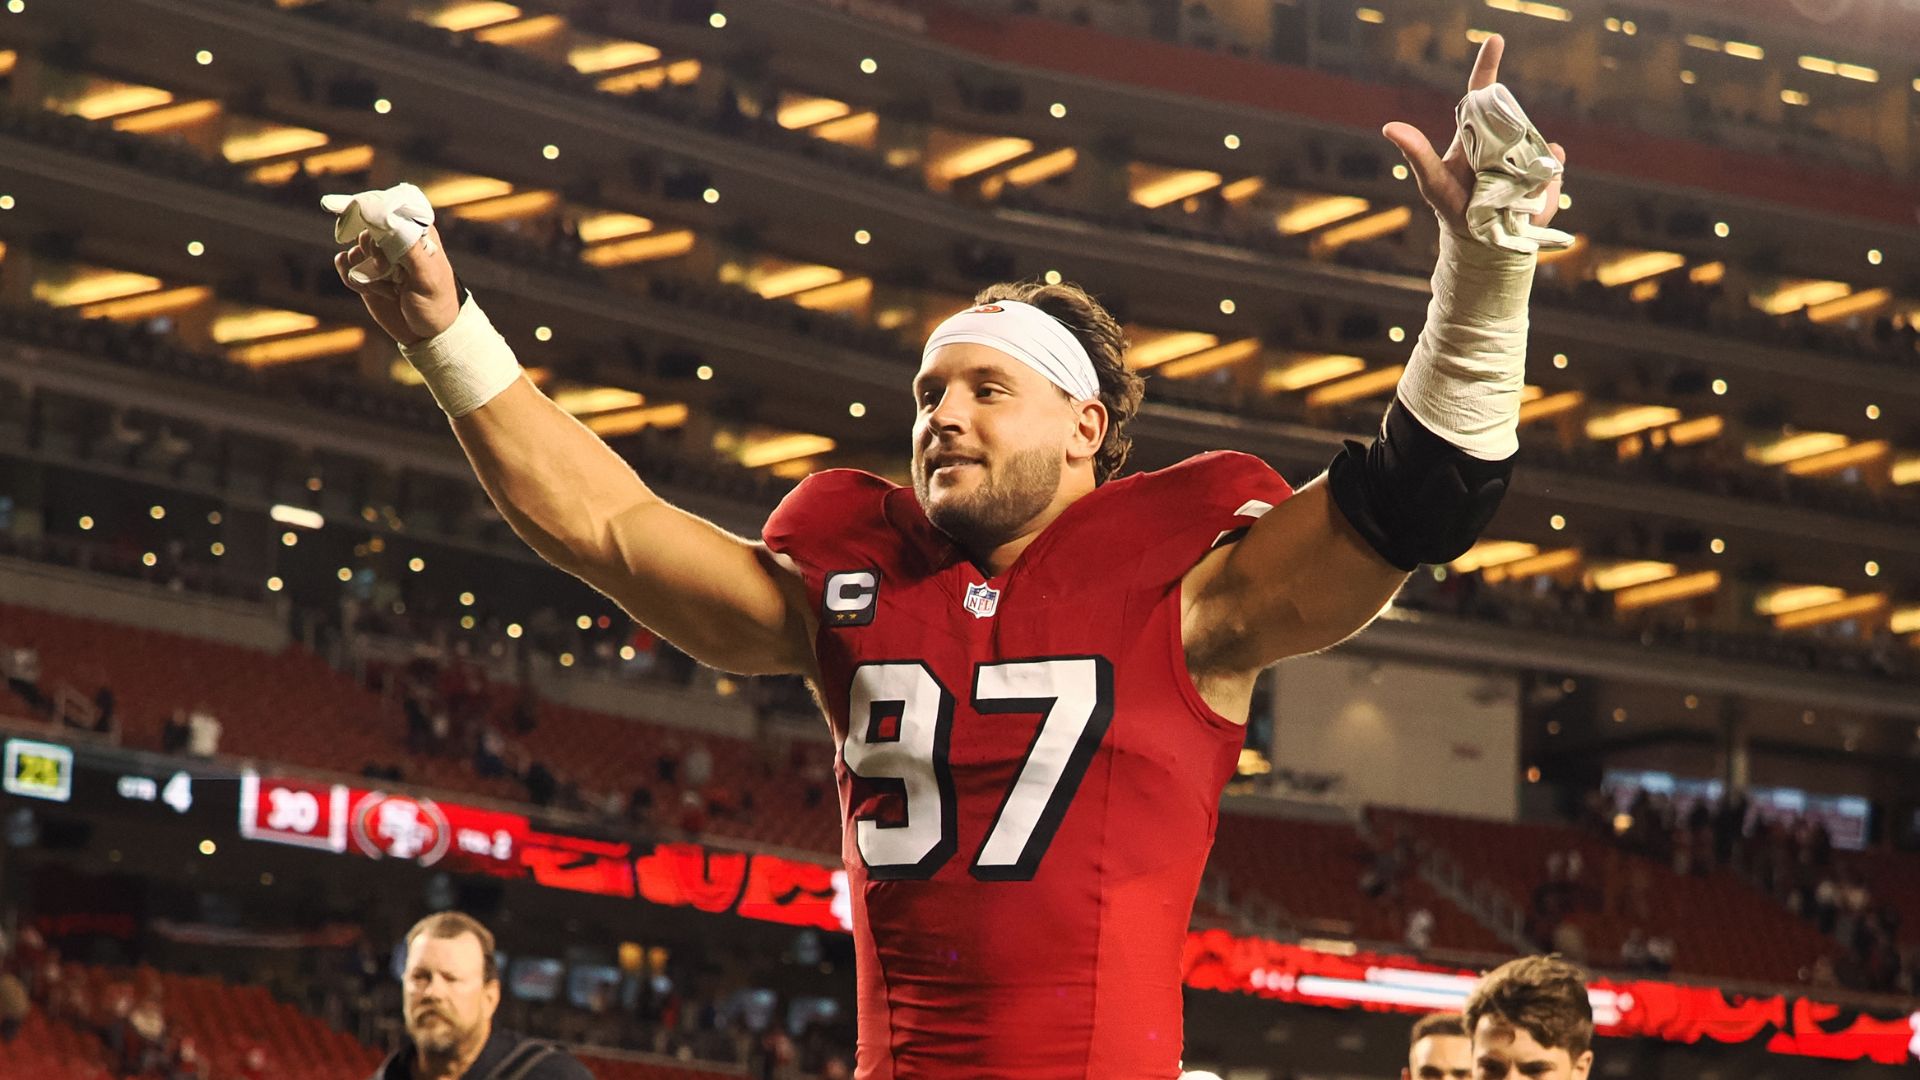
[
  {"xmin": 230, "ymin": 770, "xmax": 1920, "ymax": 1065},
  {"xmin": 3, "ymin": 739, "xmax": 73, "ymax": 803},
  {"xmin": 1181, "ymin": 929, "xmax": 1920, "ymax": 1066},
  {"xmin": 117, "ymin": 771, "xmax": 193, "ymax": 814},
  {"xmin": 236, "ymin": 773, "xmax": 851, "ymax": 931}
]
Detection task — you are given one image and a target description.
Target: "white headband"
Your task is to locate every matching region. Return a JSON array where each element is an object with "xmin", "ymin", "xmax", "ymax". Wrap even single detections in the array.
[{"xmin": 922, "ymin": 300, "xmax": 1100, "ymax": 402}]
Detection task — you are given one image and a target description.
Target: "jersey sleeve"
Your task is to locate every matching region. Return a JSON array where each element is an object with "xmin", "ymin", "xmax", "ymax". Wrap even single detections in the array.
[
  {"xmin": 1125, "ymin": 450, "xmax": 1294, "ymax": 587},
  {"xmin": 761, "ymin": 468, "xmax": 895, "ymax": 574}
]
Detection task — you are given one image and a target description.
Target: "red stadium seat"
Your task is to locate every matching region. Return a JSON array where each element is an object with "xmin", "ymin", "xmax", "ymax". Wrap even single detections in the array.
[
  {"xmin": 1373, "ymin": 808, "xmax": 1835, "ymax": 983},
  {"xmin": 1205, "ymin": 813, "xmax": 1509, "ymax": 954}
]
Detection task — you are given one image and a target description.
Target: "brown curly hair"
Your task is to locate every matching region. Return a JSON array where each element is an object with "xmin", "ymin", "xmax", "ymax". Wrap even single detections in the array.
[
  {"xmin": 1463, "ymin": 955, "xmax": 1593, "ymax": 1057},
  {"xmin": 972, "ymin": 280, "xmax": 1145, "ymax": 485}
]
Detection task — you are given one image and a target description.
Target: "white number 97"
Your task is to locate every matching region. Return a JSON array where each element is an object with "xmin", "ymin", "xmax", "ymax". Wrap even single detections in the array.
[{"xmin": 841, "ymin": 657, "xmax": 1112, "ymax": 881}]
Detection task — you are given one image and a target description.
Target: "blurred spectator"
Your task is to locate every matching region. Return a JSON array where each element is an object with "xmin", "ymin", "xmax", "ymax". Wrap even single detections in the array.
[
  {"xmin": 4, "ymin": 639, "xmax": 45, "ymax": 714},
  {"xmin": 158, "ymin": 707, "xmax": 190, "ymax": 754},
  {"xmin": 186, "ymin": 703, "xmax": 222, "ymax": 757}
]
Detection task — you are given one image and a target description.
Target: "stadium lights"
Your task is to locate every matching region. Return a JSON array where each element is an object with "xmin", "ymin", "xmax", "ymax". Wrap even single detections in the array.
[
  {"xmin": 1780, "ymin": 89, "xmax": 1810, "ymax": 106},
  {"xmin": 1712, "ymin": 378, "xmax": 1728, "ymax": 395},
  {"xmin": 409, "ymin": 557, "xmax": 425, "ymax": 572},
  {"xmin": 1866, "ymin": 561, "xmax": 1881, "ymax": 577},
  {"xmin": 1355, "ymin": 7, "xmax": 1384, "ymax": 23},
  {"xmin": 267, "ymin": 576, "xmax": 283, "ymax": 592},
  {"xmin": 149, "ymin": 505, "xmax": 166, "ymax": 520},
  {"xmin": 5, "ymin": 1, "xmax": 22, "ymax": 13},
  {"xmin": 848, "ymin": 402, "xmax": 866, "ymax": 417},
  {"xmin": 1387, "ymin": 326, "xmax": 1407, "ymax": 343},
  {"xmin": 1679, "ymin": 70, "xmax": 1697, "ymax": 85},
  {"xmin": 195, "ymin": 49, "xmax": 213, "ymax": 65},
  {"xmin": 696, "ymin": 365, "xmax": 714, "ymax": 380},
  {"xmin": 1049, "ymin": 102, "xmax": 1067, "ymax": 119},
  {"xmin": 1713, "ymin": 221, "xmax": 1731, "ymax": 238},
  {"xmin": 542, "ymin": 143, "xmax": 560, "ymax": 160},
  {"xmin": 460, "ymin": 592, "xmax": 476, "ymax": 606},
  {"xmin": 534, "ymin": 326, "xmax": 553, "ymax": 342},
  {"xmin": 1043, "ymin": 269, "xmax": 1063, "ymax": 285},
  {"xmin": 336, "ymin": 567, "xmax": 352, "ymax": 582},
  {"xmin": 702, "ymin": 187, "xmax": 720, "ymax": 204},
  {"xmin": 1709, "ymin": 538, "xmax": 1726, "ymax": 554},
  {"xmin": 78, "ymin": 516, "xmax": 94, "ymax": 530},
  {"xmin": 0, "ymin": 195, "xmax": 12, "ymax": 210},
  {"xmin": 210, "ymin": 543, "xmax": 224, "ymax": 556},
  {"xmin": 1218, "ymin": 299, "xmax": 1237, "ymax": 315},
  {"xmin": 142, "ymin": 553, "xmax": 157, "ymax": 567},
  {"xmin": 507, "ymin": 623, "xmax": 523, "ymax": 638},
  {"xmin": 270, "ymin": 504, "xmax": 324, "ymax": 530},
  {"xmin": 1224, "ymin": 134, "xmax": 1241, "ymax": 149},
  {"xmin": 186, "ymin": 241, "xmax": 205, "ymax": 256},
  {"xmin": 1549, "ymin": 514, "xmax": 1566, "ymax": 530},
  {"xmin": 709, "ymin": 11, "xmax": 726, "ymax": 28},
  {"xmin": 853, "ymin": 229, "xmax": 871, "ymax": 245},
  {"xmin": 859, "ymin": 58, "xmax": 877, "ymax": 74},
  {"xmin": 1392, "ymin": 164, "xmax": 1409, "ymax": 180},
  {"xmin": 1867, "ymin": 248, "xmax": 1883, "ymax": 265},
  {"xmin": 374, "ymin": 98, "xmax": 392, "ymax": 114},
  {"xmin": 1485, "ymin": 0, "xmax": 1572, "ymax": 22},
  {"xmin": 1866, "ymin": 404, "xmax": 1881, "ymax": 420}
]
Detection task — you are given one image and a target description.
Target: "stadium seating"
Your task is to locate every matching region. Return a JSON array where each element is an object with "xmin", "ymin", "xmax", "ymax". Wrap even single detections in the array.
[
  {"xmin": 1206, "ymin": 814, "xmax": 1509, "ymax": 955},
  {"xmin": 0, "ymin": 600, "xmax": 841, "ymax": 854},
  {"xmin": 8, "ymin": 1010, "xmax": 115, "ymax": 1080},
  {"xmin": 0, "ymin": 603, "xmax": 524, "ymax": 803},
  {"xmin": 1374, "ymin": 808, "xmax": 1836, "ymax": 984}
]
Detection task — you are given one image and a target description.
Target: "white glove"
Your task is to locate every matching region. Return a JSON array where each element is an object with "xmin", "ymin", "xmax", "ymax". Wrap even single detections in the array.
[
  {"xmin": 321, "ymin": 182, "xmax": 436, "ymax": 284},
  {"xmin": 1456, "ymin": 84, "xmax": 1572, "ymax": 255}
]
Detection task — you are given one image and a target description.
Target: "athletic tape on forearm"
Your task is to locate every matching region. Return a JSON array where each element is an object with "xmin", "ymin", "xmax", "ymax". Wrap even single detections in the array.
[
  {"xmin": 1395, "ymin": 226, "xmax": 1535, "ymax": 462},
  {"xmin": 398, "ymin": 295, "xmax": 523, "ymax": 419}
]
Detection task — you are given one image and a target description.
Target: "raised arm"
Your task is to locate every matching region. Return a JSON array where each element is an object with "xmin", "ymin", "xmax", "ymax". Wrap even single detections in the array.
[
  {"xmin": 1185, "ymin": 35, "xmax": 1567, "ymax": 680},
  {"xmin": 333, "ymin": 213, "xmax": 814, "ymax": 677}
]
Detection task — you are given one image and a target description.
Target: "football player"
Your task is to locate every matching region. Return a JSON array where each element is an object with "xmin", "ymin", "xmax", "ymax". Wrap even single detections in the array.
[{"xmin": 332, "ymin": 34, "xmax": 1564, "ymax": 1080}]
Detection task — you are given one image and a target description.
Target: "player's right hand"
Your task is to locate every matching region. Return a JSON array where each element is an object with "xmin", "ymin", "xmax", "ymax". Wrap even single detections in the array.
[{"xmin": 332, "ymin": 224, "xmax": 462, "ymax": 347}]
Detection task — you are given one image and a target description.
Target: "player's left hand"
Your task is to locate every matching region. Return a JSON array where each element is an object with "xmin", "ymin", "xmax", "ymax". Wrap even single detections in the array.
[{"xmin": 1381, "ymin": 34, "xmax": 1567, "ymax": 234}]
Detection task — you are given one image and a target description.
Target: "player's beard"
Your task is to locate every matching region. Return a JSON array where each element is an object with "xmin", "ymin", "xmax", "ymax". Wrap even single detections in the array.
[
  {"xmin": 913, "ymin": 442, "xmax": 1061, "ymax": 554},
  {"xmin": 407, "ymin": 1006, "xmax": 476, "ymax": 1059}
]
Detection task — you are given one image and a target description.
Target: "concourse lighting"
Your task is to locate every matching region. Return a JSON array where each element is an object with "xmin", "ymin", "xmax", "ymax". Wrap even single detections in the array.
[
  {"xmin": 1127, "ymin": 331, "xmax": 1219, "ymax": 370},
  {"xmin": 1754, "ymin": 585, "xmax": 1845, "ymax": 617},
  {"xmin": 269, "ymin": 504, "xmax": 325, "ymax": 530},
  {"xmin": 1450, "ymin": 540, "xmax": 1539, "ymax": 575},
  {"xmin": 1264, "ymin": 354, "xmax": 1366, "ymax": 393},
  {"xmin": 1584, "ymin": 405, "xmax": 1680, "ymax": 441},
  {"xmin": 1305, "ymin": 366, "xmax": 1405, "ymax": 407},
  {"xmin": 1614, "ymin": 571, "xmax": 1720, "ymax": 612},
  {"xmin": 1586, "ymin": 561, "xmax": 1677, "ymax": 592},
  {"xmin": 1157, "ymin": 338, "xmax": 1262, "ymax": 379},
  {"xmin": 1774, "ymin": 593, "xmax": 1886, "ymax": 632}
]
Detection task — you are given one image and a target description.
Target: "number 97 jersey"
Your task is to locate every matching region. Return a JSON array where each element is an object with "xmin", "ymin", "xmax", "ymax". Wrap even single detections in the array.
[{"xmin": 763, "ymin": 451, "xmax": 1292, "ymax": 1079}]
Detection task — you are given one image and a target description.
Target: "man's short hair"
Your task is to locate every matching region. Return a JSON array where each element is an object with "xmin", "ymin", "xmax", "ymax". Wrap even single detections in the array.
[
  {"xmin": 971, "ymin": 280, "xmax": 1145, "ymax": 485},
  {"xmin": 404, "ymin": 911, "xmax": 499, "ymax": 984},
  {"xmin": 1463, "ymin": 955, "xmax": 1593, "ymax": 1057},
  {"xmin": 1410, "ymin": 1011, "xmax": 1467, "ymax": 1046}
]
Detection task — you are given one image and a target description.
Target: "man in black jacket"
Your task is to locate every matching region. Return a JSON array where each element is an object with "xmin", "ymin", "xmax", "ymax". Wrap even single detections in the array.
[{"xmin": 372, "ymin": 912, "xmax": 592, "ymax": 1080}]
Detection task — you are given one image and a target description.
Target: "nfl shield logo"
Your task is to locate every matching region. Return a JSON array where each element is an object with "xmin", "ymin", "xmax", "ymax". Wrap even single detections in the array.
[{"xmin": 963, "ymin": 581, "xmax": 1001, "ymax": 619}]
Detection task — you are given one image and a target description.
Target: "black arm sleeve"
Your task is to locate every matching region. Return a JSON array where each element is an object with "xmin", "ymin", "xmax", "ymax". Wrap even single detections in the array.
[{"xmin": 1325, "ymin": 396, "xmax": 1514, "ymax": 571}]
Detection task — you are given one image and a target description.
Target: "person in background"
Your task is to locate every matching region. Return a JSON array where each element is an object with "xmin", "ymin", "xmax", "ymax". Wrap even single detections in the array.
[
  {"xmin": 1403, "ymin": 1011, "xmax": 1471, "ymax": 1080},
  {"xmin": 372, "ymin": 911, "xmax": 592, "ymax": 1080},
  {"xmin": 1463, "ymin": 955, "xmax": 1594, "ymax": 1080}
]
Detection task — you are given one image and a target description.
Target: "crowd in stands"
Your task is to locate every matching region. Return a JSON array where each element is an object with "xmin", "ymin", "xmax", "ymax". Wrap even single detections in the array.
[{"xmin": 1580, "ymin": 781, "xmax": 1920, "ymax": 996}]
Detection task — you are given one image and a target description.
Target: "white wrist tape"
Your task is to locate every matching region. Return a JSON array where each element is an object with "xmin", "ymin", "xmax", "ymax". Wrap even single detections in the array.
[
  {"xmin": 1397, "ymin": 227, "xmax": 1534, "ymax": 461},
  {"xmin": 399, "ymin": 296, "xmax": 523, "ymax": 419}
]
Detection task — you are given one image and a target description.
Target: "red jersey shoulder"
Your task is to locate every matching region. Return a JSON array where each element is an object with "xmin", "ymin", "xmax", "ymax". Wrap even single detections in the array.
[
  {"xmin": 1117, "ymin": 451, "xmax": 1293, "ymax": 528},
  {"xmin": 1034, "ymin": 451, "xmax": 1293, "ymax": 589},
  {"xmin": 761, "ymin": 469, "xmax": 895, "ymax": 567}
]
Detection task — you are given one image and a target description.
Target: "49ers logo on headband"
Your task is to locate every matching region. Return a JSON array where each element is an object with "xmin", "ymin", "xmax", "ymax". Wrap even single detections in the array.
[
  {"xmin": 350, "ymin": 791, "xmax": 452, "ymax": 865},
  {"xmin": 970, "ymin": 304, "xmax": 1004, "ymax": 313}
]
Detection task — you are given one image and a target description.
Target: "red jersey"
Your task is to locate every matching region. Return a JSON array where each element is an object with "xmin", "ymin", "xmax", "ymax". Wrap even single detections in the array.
[{"xmin": 763, "ymin": 452, "xmax": 1293, "ymax": 1079}]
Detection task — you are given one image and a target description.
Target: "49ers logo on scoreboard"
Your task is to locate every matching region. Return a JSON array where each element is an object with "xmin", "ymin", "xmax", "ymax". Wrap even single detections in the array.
[{"xmin": 350, "ymin": 792, "xmax": 453, "ymax": 865}]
